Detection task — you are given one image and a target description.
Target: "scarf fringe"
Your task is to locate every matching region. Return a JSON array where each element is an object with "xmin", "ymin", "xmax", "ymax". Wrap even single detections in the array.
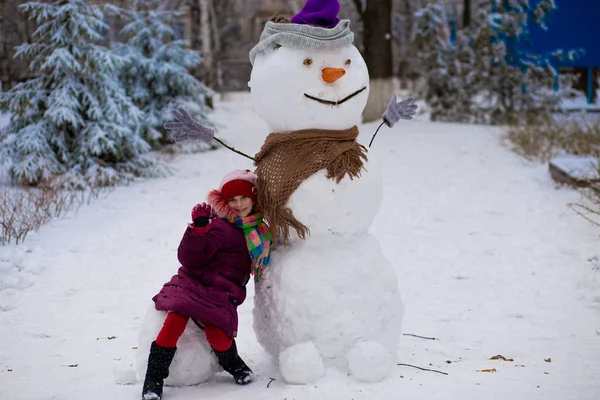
[
  {"xmin": 269, "ymin": 206, "xmax": 310, "ymax": 242},
  {"xmin": 326, "ymin": 143, "xmax": 368, "ymax": 183}
]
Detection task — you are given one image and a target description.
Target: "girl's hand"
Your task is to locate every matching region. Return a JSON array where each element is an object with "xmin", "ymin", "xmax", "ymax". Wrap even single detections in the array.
[
  {"xmin": 192, "ymin": 203, "xmax": 214, "ymax": 223},
  {"xmin": 190, "ymin": 203, "xmax": 214, "ymax": 234}
]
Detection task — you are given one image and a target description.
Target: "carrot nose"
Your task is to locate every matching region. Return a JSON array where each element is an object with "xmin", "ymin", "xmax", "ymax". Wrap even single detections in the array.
[{"xmin": 322, "ymin": 67, "xmax": 346, "ymax": 83}]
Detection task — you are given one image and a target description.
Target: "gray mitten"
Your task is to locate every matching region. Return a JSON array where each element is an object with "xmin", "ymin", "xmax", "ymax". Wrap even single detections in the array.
[
  {"xmin": 164, "ymin": 106, "xmax": 214, "ymax": 143},
  {"xmin": 382, "ymin": 95, "xmax": 418, "ymax": 127}
]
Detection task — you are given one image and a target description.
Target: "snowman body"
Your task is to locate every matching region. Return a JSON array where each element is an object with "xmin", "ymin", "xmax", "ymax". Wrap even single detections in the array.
[{"xmin": 250, "ymin": 43, "xmax": 404, "ymax": 383}]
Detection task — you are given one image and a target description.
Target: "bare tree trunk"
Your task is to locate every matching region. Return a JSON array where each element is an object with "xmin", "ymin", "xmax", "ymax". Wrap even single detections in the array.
[
  {"xmin": 208, "ymin": 1, "xmax": 221, "ymax": 55},
  {"xmin": 199, "ymin": 0, "xmax": 213, "ymax": 87},
  {"xmin": 187, "ymin": 1, "xmax": 202, "ymax": 78},
  {"xmin": 0, "ymin": 0, "xmax": 6, "ymax": 90},
  {"xmin": 2, "ymin": 0, "xmax": 35, "ymax": 90},
  {"xmin": 397, "ymin": 0, "xmax": 413, "ymax": 90},
  {"xmin": 196, "ymin": 0, "xmax": 216, "ymax": 107},
  {"xmin": 463, "ymin": 0, "xmax": 471, "ymax": 28},
  {"xmin": 208, "ymin": 1, "xmax": 223, "ymax": 92},
  {"xmin": 356, "ymin": 0, "xmax": 394, "ymax": 122}
]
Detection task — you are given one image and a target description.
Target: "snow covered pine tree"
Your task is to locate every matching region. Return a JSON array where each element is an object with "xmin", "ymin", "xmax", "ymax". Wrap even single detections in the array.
[
  {"xmin": 412, "ymin": 0, "xmax": 577, "ymax": 124},
  {"xmin": 108, "ymin": 1, "xmax": 212, "ymax": 149},
  {"xmin": 0, "ymin": 0, "xmax": 156, "ymax": 187}
]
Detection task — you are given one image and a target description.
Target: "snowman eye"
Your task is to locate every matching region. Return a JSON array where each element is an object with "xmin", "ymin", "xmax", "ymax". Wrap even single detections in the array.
[
  {"xmin": 303, "ymin": 58, "xmax": 313, "ymax": 66},
  {"xmin": 345, "ymin": 59, "xmax": 352, "ymax": 66}
]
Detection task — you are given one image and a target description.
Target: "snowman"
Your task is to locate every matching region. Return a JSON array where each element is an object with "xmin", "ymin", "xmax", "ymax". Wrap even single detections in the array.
[
  {"xmin": 148, "ymin": 0, "xmax": 417, "ymax": 387},
  {"xmin": 247, "ymin": 0, "xmax": 410, "ymax": 384}
]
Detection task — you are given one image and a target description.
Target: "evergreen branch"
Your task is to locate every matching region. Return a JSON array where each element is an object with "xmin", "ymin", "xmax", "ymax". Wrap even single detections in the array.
[{"xmin": 397, "ymin": 363, "xmax": 448, "ymax": 375}]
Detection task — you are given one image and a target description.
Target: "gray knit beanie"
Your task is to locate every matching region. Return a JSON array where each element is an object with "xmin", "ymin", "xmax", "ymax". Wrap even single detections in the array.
[{"xmin": 249, "ymin": 19, "xmax": 354, "ymax": 65}]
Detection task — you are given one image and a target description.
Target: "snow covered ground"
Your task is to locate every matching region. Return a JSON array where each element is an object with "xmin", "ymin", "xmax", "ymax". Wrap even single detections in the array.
[{"xmin": 0, "ymin": 92, "xmax": 599, "ymax": 399}]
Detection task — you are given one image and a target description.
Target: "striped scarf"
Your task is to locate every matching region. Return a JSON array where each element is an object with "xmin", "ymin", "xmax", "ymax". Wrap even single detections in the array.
[{"xmin": 230, "ymin": 213, "xmax": 271, "ymax": 283}]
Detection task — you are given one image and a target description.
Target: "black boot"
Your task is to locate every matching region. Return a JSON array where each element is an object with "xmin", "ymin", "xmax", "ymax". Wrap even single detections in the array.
[
  {"xmin": 141, "ymin": 341, "xmax": 177, "ymax": 400},
  {"xmin": 213, "ymin": 340, "xmax": 254, "ymax": 385}
]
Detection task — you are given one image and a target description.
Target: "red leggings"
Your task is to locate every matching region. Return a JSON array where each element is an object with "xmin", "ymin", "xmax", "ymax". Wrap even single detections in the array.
[{"xmin": 155, "ymin": 312, "xmax": 233, "ymax": 351}]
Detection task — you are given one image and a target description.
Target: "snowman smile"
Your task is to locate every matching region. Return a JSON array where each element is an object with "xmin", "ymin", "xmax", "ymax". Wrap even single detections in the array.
[{"xmin": 304, "ymin": 86, "xmax": 367, "ymax": 106}]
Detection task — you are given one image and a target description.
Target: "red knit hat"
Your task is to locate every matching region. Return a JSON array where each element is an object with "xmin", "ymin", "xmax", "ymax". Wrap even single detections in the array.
[{"xmin": 219, "ymin": 169, "xmax": 258, "ymax": 203}]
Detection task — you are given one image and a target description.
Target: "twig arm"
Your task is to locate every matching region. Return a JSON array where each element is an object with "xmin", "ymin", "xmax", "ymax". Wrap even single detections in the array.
[
  {"xmin": 213, "ymin": 136, "xmax": 256, "ymax": 162},
  {"xmin": 368, "ymin": 121, "xmax": 386, "ymax": 148}
]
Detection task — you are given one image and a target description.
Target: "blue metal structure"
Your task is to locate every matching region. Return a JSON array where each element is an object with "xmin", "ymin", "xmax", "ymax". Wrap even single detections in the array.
[{"xmin": 526, "ymin": 0, "xmax": 600, "ymax": 104}]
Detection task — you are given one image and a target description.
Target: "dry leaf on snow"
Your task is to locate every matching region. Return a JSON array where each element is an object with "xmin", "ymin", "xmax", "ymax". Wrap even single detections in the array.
[
  {"xmin": 476, "ymin": 368, "xmax": 497, "ymax": 373},
  {"xmin": 490, "ymin": 354, "xmax": 514, "ymax": 362}
]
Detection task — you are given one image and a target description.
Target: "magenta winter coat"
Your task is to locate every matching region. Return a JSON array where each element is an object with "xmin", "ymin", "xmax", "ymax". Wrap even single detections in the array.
[{"xmin": 152, "ymin": 218, "xmax": 252, "ymax": 337}]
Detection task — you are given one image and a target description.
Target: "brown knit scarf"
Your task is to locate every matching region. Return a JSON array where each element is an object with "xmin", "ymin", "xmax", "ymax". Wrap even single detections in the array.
[{"xmin": 254, "ymin": 126, "xmax": 367, "ymax": 245}]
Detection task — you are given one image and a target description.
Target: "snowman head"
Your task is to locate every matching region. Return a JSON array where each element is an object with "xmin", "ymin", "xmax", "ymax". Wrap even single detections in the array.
[{"xmin": 249, "ymin": 0, "xmax": 369, "ymax": 133}]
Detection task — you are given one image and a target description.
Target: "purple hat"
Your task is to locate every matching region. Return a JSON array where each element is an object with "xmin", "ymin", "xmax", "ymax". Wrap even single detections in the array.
[{"xmin": 291, "ymin": 0, "xmax": 340, "ymax": 29}]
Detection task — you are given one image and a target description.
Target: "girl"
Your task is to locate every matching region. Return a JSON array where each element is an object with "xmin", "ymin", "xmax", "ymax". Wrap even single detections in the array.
[{"xmin": 142, "ymin": 169, "xmax": 271, "ymax": 400}]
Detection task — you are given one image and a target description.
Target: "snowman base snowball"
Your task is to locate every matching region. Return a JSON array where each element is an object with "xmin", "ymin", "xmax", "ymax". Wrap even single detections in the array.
[{"xmin": 136, "ymin": 306, "xmax": 220, "ymax": 386}]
